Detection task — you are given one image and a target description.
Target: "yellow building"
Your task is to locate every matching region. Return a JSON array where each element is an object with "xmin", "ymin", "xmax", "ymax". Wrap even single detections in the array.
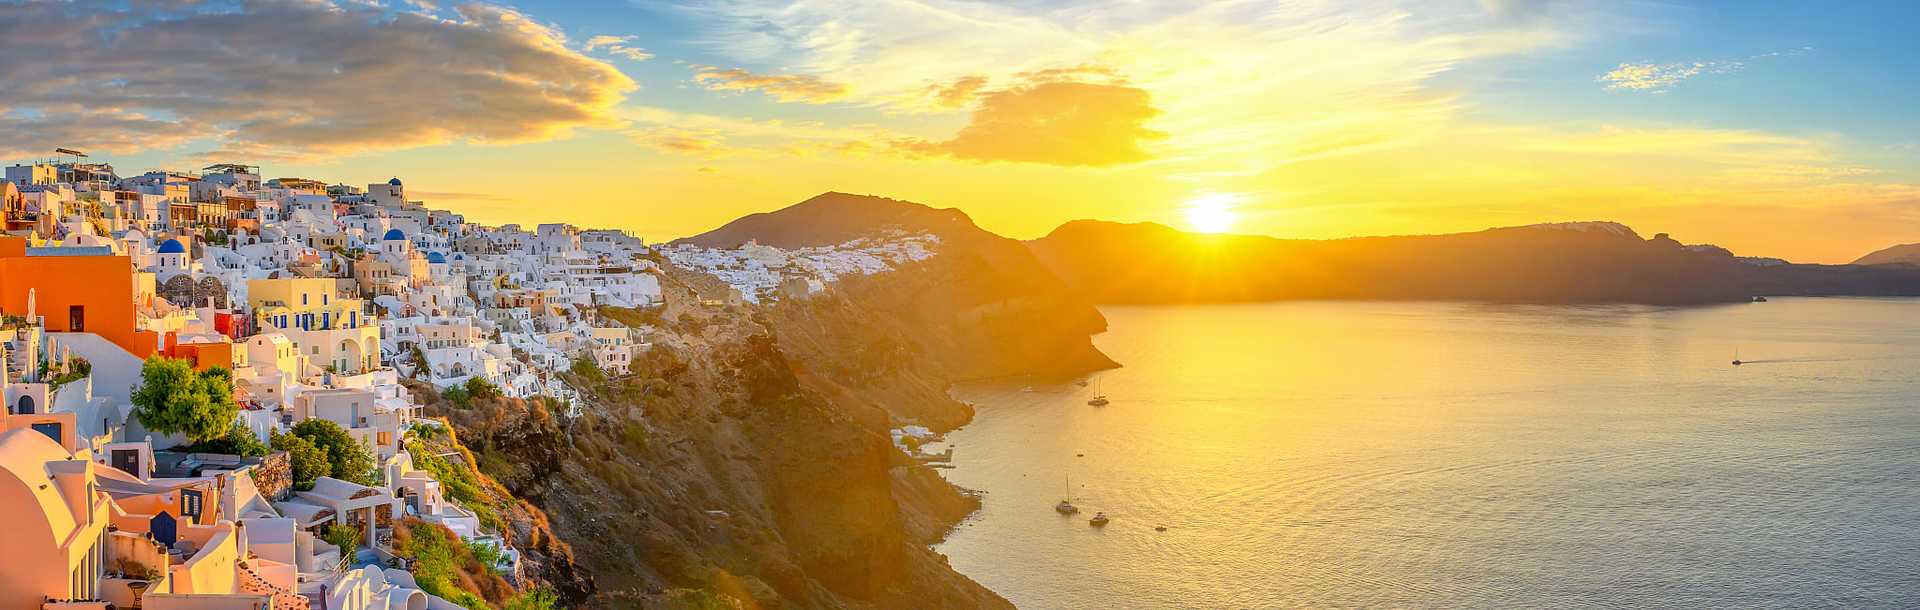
[{"xmin": 247, "ymin": 278, "xmax": 379, "ymax": 374}]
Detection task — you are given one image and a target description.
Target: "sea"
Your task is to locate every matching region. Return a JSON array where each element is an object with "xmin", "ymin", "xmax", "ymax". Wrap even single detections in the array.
[{"xmin": 932, "ymin": 298, "xmax": 1920, "ymax": 609}]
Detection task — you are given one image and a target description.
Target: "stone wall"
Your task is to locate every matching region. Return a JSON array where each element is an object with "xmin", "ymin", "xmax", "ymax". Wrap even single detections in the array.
[{"xmin": 254, "ymin": 451, "xmax": 292, "ymax": 500}]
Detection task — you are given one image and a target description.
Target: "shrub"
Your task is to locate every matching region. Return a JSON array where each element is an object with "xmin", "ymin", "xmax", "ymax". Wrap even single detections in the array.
[
  {"xmin": 131, "ymin": 357, "xmax": 240, "ymax": 443},
  {"xmin": 182, "ymin": 421, "xmax": 268, "ymax": 457},
  {"xmin": 322, "ymin": 523, "xmax": 362, "ymax": 553},
  {"xmin": 502, "ymin": 587, "xmax": 560, "ymax": 610},
  {"xmin": 464, "ymin": 377, "xmax": 500, "ymax": 401},
  {"xmin": 442, "ymin": 384, "xmax": 472, "ymax": 409},
  {"xmin": 271, "ymin": 431, "xmax": 329, "ymax": 490},
  {"xmin": 290, "ymin": 419, "xmax": 377, "ymax": 485}
]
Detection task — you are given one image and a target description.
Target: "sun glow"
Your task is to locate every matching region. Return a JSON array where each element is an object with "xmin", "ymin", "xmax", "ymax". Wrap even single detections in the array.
[{"xmin": 1183, "ymin": 194, "xmax": 1241, "ymax": 234}]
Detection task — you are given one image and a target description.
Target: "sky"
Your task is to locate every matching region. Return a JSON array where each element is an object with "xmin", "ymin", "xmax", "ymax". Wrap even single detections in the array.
[{"xmin": 1, "ymin": 0, "xmax": 1916, "ymax": 263}]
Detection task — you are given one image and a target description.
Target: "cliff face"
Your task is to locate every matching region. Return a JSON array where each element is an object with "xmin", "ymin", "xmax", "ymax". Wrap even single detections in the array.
[{"xmin": 438, "ymin": 193, "xmax": 1116, "ymax": 608}]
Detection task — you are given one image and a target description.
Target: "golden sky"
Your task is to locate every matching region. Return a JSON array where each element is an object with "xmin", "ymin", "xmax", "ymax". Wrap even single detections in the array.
[{"xmin": 4, "ymin": 1, "xmax": 1916, "ymax": 263}]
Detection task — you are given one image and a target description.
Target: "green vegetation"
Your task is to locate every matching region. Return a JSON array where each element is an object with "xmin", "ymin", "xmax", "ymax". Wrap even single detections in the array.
[
  {"xmin": 570, "ymin": 355, "xmax": 606, "ymax": 385},
  {"xmin": 321, "ymin": 523, "xmax": 362, "ymax": 553},
  {"xmin": 270, "ymin": 431, "xmax": 329, "ymax": 490},
  {"xmin": 442, "ymin": 384, "xmax": 472, "ymax": 409},
  {"xmin": 406, "ymin": 436, "xmax": 503, "ymax": 533},
  {"xmin": 181, "ymin": 421, "xmax": 269, "ymax": 457},
  {"xmin": 286, "ymin": 419, "xmax": 378, "ymax": 485},
  {"xmin": 46, "ymin": 356, "xmax": 91, "ymax": 391},
  {"xmin": 464, "ymin": 377, "xmax": 500, "ymax": 401},
  {"xmin": 502, "ymin": 587, "xmax": 560, "ymax": 610},
  {"xmin": 391, "ymin": 518, "xmax": 529, "ymax": 609},
  {"xmin": 131, "ymin": 357, "xmax": 240, "ymax": 443}
]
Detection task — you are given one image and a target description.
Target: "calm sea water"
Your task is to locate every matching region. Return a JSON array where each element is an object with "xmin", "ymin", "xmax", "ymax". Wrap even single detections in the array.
[{"xmin": 933, "ymin": 298, "xmax": 1920, "ymax": 609}]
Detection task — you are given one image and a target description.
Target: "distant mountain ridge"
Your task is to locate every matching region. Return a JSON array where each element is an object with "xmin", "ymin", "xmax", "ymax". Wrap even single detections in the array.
[
  {"xmin": 675, "ymin": 193, "xmax": 1920, "ymax": 306},
  {"xmin": 673, "ymin": 192, "xmax": 978, "ymax": 249},
  {"xmin": 1853, "ymin": 243, "xmax": 1920, "ymax": 266},
  {"xmin": 1028, "ymin": 219, "xmax": 1920, "ymax": 305}
]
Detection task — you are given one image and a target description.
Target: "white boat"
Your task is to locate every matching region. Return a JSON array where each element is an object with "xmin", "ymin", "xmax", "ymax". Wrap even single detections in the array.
[{"xmin": 1054, "ymin": 473, "xmax": 1078, "ymax": 514}]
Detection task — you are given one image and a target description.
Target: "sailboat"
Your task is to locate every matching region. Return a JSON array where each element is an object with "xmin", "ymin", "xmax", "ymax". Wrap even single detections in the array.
[
  {"xmin": 1732, "ymin": 347, "xmax": 1743, "ymax": 366},
  {"xmin": 1054, "ymin": 472, "xmax": 1079, "ymax": 514},
  {"xmin": 1086, "ymin": 376, "xmax": 1109, "ymax": 406}
]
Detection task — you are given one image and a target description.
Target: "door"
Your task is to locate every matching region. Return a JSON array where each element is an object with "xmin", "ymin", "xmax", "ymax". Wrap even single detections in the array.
[
  {"xmin": 68, "ymin": 305, "xmax": 84, "ymax": 332},
  {"xmin": 112, "ymin": 449, "xmax": 141, "ymax": 475}
]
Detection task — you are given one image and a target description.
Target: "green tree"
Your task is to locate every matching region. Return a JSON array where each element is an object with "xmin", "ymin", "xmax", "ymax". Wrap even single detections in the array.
[
  {"xmin": 290, "ymin": 419, "xmax": 378, "ymax": 485},
  {"xmin": 183, "ymin": 421, "xmax": 268, "ymax": 457},
  {"xmin": 271, "ymin": 430, "xmax": 329, "ymax": 490},
  {"xmin": 131, "ymin": 357, "xmax": 239, "ymax": 443},
  {"xmin": 464, "ymin": 377, "xmax": 499, "ymax": 401}
]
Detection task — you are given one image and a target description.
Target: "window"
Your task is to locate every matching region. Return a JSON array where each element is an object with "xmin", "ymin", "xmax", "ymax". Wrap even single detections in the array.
[{"xmin": 302, "ymin": 293, "xmax": 308, "ymax": 305}]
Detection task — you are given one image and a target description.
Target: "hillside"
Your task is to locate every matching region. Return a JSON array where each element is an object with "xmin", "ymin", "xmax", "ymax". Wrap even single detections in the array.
[
  {"xmin": 673, "ymin": 192, "xmax": 980, "ymax": 249},
  {"xmin": 447, "ymin": 193, "xmax": 1116, "ymax": 608},
  {"xmin": 1029, "ymin": 220, "xmax": 1920, "ymax": 305},
  {"xmin": 1853, "ymin": 243, "xmax": 1920, "ymax": 266},
  {"xmin": 1028, "ymin": 220, "xmax": 1758, "ymax": 304}
]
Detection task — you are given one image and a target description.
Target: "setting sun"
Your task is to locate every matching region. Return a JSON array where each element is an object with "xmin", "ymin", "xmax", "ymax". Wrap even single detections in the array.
[{"xmin": 1184, "ymin": 194, "xmax": 1241, "ymax": 234}]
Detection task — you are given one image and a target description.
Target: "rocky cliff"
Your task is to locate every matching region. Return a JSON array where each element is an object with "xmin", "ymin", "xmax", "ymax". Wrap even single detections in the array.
[{"xmin": 437, "ymin": 193, "xmax": 1115, "ymax": 608}]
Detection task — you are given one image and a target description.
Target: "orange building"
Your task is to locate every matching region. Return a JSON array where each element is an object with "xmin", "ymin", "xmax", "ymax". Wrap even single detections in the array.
[
  {"xmin": 0, "ymin": 236, "xmax": 160, "ymax": 356},
  {"xmin": 164, "ymin": 335, "xmax": 237, "ymax": 372}
]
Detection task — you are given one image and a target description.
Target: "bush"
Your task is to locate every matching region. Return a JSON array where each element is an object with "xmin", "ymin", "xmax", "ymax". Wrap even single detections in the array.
[
  {"xmin": 290, "ymin": 419, "xmax": 377, "ymax": 485},
  {"xmin": 502, "ymin": 587, "xmax": 559, "ymax": 610},
  {"xmin": 322, "ymin": 523, "xmax": 362, "ymax": 553},
  {"xmin": 271, "ymin": 431, "xmax": 329, "ymax": 490},
  {"xmin": 464, "ymin": 377, "xmax": 500, "ymax": 401},
  {"xmin": 442, "ymin": 384, "xmax": 472, "ymax": 409},
  {"xmin": 131, "ymin": 357, "xmax": 240, "ymax": 443},
  {"xmin": 570, "ymin": 356, "xmax": 606, "ymax": 385},
  {"xmin": 182, "ymin": 421, "xmax": 268, "ymax": 457}
]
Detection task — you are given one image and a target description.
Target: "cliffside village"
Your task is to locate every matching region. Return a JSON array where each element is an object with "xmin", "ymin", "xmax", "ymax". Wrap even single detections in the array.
[{"xmin": 0, "ymin": 155, "xmax": 941, "ymax": 610}]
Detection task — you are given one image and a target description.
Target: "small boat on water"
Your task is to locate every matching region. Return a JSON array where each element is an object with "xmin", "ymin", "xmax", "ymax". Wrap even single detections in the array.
[
  {"xmin": 1055, "ymin": 500, "xmax": 1079, "ymax": 515},
  {"xmin": 1020, "ymin": 386, "xmax": 1035, "ymax": 393},
  {"xmin": 1752, "ymin": 296, "xmax": 1769, "ymax": 302},
  {"xmin": 1089, "ymin": 512, "xmax": 1110, "ymax": 527},
  {"xmin": 1086, "ymin": 376, "xmax": 1109, "ymax": 406},
  {"xmin": 1075, "ymin": 379, "xmax": 1089, "ymax": 387}
]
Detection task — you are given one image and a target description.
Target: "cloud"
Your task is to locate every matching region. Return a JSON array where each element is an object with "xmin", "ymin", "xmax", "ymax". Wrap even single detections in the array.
[
  {"xmin": 895, "ymin": 77, "xmax": 1165, "ymax": 167},
  {"xmin": 678, "ymin": 0, "xmax": 1567, "ymax": 176},
  {"xmin": 923, "ymin": 75, "xmax": 990, "ymax": 111},
  {"xmin": 584, "ymin": 34, "xmax": 654, "ymax": 61},
  {"xmin": 691, "ymin": 66, "xmax": 850, "ymax": 103},
  {"xmin": 1598, "ymin": 61, "xmax": 1740, "ymax": 92},
  {"xmin": 0, "ymin": 1, "xmax": 636, "ymax": 161},
  {"xmin": 1599, "ymin": 48, "xmax": 1809, "ymax": 93}
]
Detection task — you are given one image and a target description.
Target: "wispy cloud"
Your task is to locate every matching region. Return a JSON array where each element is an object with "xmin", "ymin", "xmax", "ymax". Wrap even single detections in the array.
[
  {"xmin": 1599, "ymin": 47, "xmax": 1811, "ymax": 93},
  {"xmin": 584, "ymin": 34, "xmax": 653, "ymax": 61},
  {"xmin": 690, "ymin": 66, "xmax": 849, "ymax": 103},
  {"xmin": 1598, "ymin": 60, "xmax": 1741, "ymax": 92}
]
